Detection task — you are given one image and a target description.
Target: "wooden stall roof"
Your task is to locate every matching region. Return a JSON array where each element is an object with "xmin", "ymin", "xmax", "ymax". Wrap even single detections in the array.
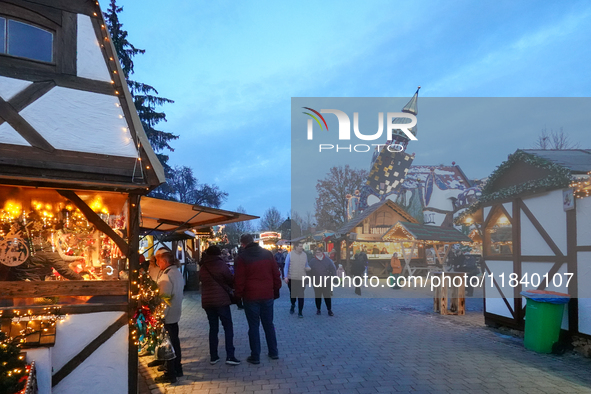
[
  {"xmin": 337, "ymin": 200, "xmax": 417, "ymax": 234},
  {"xmin": 382, "ymin": 222, "xmax": 471, "ymax": 243},
  {"xmin": 139, "ymin": 197, "xmax": 258, "ymax": 232}
]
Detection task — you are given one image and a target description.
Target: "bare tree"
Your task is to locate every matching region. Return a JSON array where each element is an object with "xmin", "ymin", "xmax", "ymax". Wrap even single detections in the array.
[
  {"xmin": 315, "ymin": 165, "xmax": 368, "ymax": 230},
  {"xmin": 534, "ymin": 127, "xmax": 580, "ymax": 150},
  {"xmin": 259, "ymin": 207, "xmax": 285, "ymax": 231},
  {"xmin": 222, "ymin": 206, "xmax": 255, "ymax": 245}
]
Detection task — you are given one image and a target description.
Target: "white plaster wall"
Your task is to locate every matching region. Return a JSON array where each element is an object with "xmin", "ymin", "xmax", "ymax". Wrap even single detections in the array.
[
  {"xmin": 0, "ymin": 122, "xmax": 31, "ymax": 146},
  {"xmin": 424, "ymin": 187, "xmax": 455, "ymax": 211},
  {"xmin": 578, "ymin": 252, "xmax": 591, "ymax": 335},
  {"xmin": 521, "ymin": 262, "xmax": 569, "ymax": 294},
  {"xmin": 76, "ymin": 14, "xmax": 112, "ymax": 82},
  {"xmin": 522, "ymin": 191, "xmax": 567, "ymax": 255},
  {"xmin": 0, "ymin": 75, "xmax": 32, "ymax": 100},
  {"xmin": 25, "ymin": 348, "xmax": 51, "ymax": 394},
  {"xmin": 576, "ymin": 197, "xmax": 591, "ymax": 247},
  {"xmin": 483, "ymin": 206, "xmax": 491, "ymax": 222},
  {"xmin": 52, "ymin": 312, "xmax": 125, "ymax": 371},
  {"xmin": 484, "ymin": 260, "xmax": 515, "ymax": 318},
  {"xmin": 520, "ymin": 209, "xmax": 554, "ymax": 256},
  {"xmin": 502, "ymin": 202, "xmax": 512, "ymax": 219},
  {"xmin": 19, "ymin": 87, "xmax": 138, "ymax": 157},
  {"xmin": 53, "ymin": 326, "xmax": 128, "ymax": 394}
]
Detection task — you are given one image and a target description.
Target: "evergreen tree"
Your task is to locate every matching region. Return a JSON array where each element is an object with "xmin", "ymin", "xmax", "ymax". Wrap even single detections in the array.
[
  {"xmin": 0, "ymin": 332, "xmax": 28, "ymax": 394},
  {"xmin": 104, "ymin": 1, "xmax": 228, "ymax": 206},
  {"xmin": 104, "ymin": 0, "xmax": 177, "ymax": 169}
]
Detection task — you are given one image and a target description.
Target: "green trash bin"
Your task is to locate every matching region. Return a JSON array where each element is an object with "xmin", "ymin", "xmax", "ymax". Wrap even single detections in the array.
[{"xmin": 520, "ymin": 290, "xmax": 570, "ymax": 353}]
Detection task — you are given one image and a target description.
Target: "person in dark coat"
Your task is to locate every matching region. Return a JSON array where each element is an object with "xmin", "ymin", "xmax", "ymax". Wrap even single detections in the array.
[
  {"xmin": 199, "ymin": 245, "xmax": 240, "ymax": 365},
  {"xmin": 234, "ymin": 234, "xmax": 281, "ymax": 364},
  {"xmin": 309, "ymin": 247, "xmax": 336, "ymax": 315},
  {"xmin": 350, "ymin": 251, "xmax": 366, "ymax": 296}
]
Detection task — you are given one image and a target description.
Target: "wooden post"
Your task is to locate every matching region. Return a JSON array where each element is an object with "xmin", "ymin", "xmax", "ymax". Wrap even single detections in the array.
[{"xmin": 127, "ymin": 194, "xmax": 140, "ymax": 394}]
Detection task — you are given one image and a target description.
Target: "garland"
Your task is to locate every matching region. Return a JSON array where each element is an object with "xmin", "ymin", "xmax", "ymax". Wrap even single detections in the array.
[{"xmin": 455, "ymin": 150, "xmax": 572, "ymax": 224}]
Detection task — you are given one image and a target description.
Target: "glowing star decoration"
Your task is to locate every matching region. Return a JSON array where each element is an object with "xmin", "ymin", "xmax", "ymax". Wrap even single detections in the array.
[{"xmin": 0, "ymin": 232, "xmax": 29, "ymax": 267}]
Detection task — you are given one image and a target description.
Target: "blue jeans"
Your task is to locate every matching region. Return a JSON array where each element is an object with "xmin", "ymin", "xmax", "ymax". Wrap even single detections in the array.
[
  {"xmin": 243, "ymin": 299, "xmax": 278, "ymax": 360},
  {"xmin": 204, "ymin": 305, "xmax": 235, "ymax": 359}
]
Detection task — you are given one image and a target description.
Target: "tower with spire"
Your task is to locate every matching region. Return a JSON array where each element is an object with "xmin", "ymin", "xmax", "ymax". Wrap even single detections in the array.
[
  {"xmin": 359, "ymin": 87, "xmax": 420, "ymax": 212},
  {"xmin": 390, "ymin": 86, "xmax": 419, "ymax": 150}
]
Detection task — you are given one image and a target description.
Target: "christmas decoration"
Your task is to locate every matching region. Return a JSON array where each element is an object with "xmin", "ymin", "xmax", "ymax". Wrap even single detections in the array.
[
  {"xmin": 455, "ymin": 150, "xmax": 575, "ymax": 225},
  {"xmin": 0, "ymin": 332, "xmax": 28, "ymax": 394}
]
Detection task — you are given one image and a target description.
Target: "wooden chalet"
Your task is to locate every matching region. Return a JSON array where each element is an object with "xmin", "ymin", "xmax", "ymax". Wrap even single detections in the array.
[
  {"xmin": 382, "ymin": 222, "xmax": 471, "ymax": 276},
  {"xmin": 0, "ymin": 1, "xmax": 165, "ymax": 393},
  {"xmin": 467, "ymin": 149, "xmax": 591, "ymax": 337},
  {"xmin": 336, "ymin": 199, "xmax": 417, "ymax": 276}
]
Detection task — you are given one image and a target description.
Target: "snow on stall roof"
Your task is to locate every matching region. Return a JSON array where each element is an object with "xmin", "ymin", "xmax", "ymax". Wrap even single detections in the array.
[
  {"xmin": 400, "ymin": 165, "xmax": 469, "ymax": 190},
  {"xmin": 522, "ymin": 149, "xmax": 591, "ymax": 174}
]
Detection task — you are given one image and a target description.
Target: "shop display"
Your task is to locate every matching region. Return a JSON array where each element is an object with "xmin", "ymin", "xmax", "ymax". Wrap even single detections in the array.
[{"xmin": 0, "ymin": 188, "xmax": 127, "ymax": 282}]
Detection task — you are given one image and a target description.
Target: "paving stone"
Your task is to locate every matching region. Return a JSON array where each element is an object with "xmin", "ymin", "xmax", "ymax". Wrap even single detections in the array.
[{"xmin": 137, "ymin": 289, "xmax": 591, "ymax": 394}]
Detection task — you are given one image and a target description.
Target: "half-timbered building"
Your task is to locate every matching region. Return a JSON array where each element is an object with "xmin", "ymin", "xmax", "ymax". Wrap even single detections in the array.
[
  {"xmin": 473, "ymin": 149, "xmax": 591, "ymax": 338},
  {"xmin": 0, "ymin": 1, "xmax": 164, "ymax": 393}
]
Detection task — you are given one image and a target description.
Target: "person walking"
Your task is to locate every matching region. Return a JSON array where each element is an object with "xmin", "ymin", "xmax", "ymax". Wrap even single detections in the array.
[
  {"xmin": 199, "ymin": 245, "xmax": 240, "ymax": 366},
  {"xmin": 154, "ymin": 250, "xmax": 184, "ymax": 384},
  {"xmin": 274, "ymin": 248, "xmax": 286, "ymax": 279},
  {"xmin": 283, "ymin": 241, "xmax": 310, "ymax": 318},
  {"xmin": 309, "ymin": 247, "xmax": 336, "ymax": 316},
  {"xmin": 234, "ymin": 234, "xmax": 282, "ymax": 364}
]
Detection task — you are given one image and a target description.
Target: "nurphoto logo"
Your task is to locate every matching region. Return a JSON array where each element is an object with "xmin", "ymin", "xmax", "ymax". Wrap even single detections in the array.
[{"xmin": 302, "ymin": 107, "xmax": 417, "ymax": 153}]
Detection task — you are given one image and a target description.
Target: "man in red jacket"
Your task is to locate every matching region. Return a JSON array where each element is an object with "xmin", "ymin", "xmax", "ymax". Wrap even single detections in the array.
[{"xmin": 234, "ymin": 233, "xmax": 281, "ymax": 364}]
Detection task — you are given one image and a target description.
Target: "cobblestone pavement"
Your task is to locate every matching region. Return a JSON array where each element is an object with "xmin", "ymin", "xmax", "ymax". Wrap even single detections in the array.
[{"xmin": 139, "ymin": 280, "xmax": 591, "ymax": 394}]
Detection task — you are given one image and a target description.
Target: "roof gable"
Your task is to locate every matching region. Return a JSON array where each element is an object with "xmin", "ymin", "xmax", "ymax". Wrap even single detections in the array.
[
  {"xmin": 0, "ymin": 0, "xmax": 164, "ymax": 192},
  {"xmin": 479, "ymin": 150, "xmax": 572, "ymax": 203},
  {"xmin": 337, "ymin": 199, "xmax": 416, "ymax": 234},
  {"xmin": 382, "ymin": 222, "xmax": 471, "ymax": 243}
]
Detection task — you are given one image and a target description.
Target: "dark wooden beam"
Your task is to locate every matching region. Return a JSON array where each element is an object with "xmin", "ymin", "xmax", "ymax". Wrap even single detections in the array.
[
  {"xmin": 127, "ymin": 194, "xmax": 140, "ymax": 394},
  {"xmin": 0, "ymin": 99, "xmax": 55, "ymax": 151},
  {"xmin": 157, "ymin": 218, "xmax": 187, "ymax": 227},
  {"xmin": 58, "ymin": 11, "xmax": 77, "ymax": 75},
  {"xmin": 520, "ymin": 255, "xmax": 562, "ymax": 262},
  {"xmin": 0, "ymin": 64, "xmax": 116, "ymax": 96},
  {"xmin": 0, "ymin": 281, "xmax": 128, "ymax": 298},
  {"xmin": 0, "ymin": 175, "xmax": 150, "ymax": 194},
  {"xmin": 513, "ymin": 199, "xmax": 522, "ymax": 323},
  {"xmin": 0, "ymin": 303, "xmax": 128, "ymax": 317},
  {"xmin": 5, "ymin": 81, "xmax": 56, "ymax": 112},
  {"xmin": 566, "ymin": 204, "xmax": 578, "ymax": 334},
  {"xmin": 0, "ymin": 1, "xmax": 62, "ymax": 27},
  {"xmin": 56, "ymin": 190, "xmax": 130, "ymax": 257},
  {"xmin": 52, "ymin": 313, "xmax": 128, "ymax": 387}
]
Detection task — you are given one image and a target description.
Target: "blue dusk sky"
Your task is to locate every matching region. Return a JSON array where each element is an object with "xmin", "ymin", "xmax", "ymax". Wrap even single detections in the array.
[{"xmin": 111, "ymin": 0, "xmax": 591, "ymax": 222}]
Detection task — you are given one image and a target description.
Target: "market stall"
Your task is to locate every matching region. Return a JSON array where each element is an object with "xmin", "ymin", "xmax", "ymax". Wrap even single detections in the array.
[
  {"xmin": 336, "ymin": 200, "xmax": 417, "ymax": 277},
  {"xmin": 382, "ymin": 221, "xmax": 472, "ymax": 276},
  {"xmin": 461, "ymin": 149, "xmax": 591, "ymax": 335},
  {"xmin": 0, "ymin": 1, "xmax": 165, "ymax": 392}
]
